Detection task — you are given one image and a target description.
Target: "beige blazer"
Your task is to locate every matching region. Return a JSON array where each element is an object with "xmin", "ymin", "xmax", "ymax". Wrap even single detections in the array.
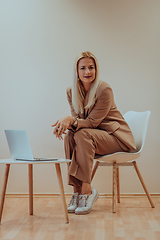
[{"xmin": 67, "ymin": 81, "xmax": 136, "ymax": 152}]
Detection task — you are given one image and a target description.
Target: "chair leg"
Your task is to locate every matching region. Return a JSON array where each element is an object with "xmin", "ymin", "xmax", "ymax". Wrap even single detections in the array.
[
  {"xmin": 0, "ymin": 164, "xmax": 10, "ymax": 224},
  {"xmin": 112, "ymin": 162, "xmax": 117, "ymax": 213},
  {"xmin": 133, "ymin": 161, "xmax": 155, "ymax": 208},
  {"xmin": 91, "ymin": 161, "xmax": 99, "ymax": 181},
  {"xmin": 117, "ymin": 166, "xmax": 120, "ymax": 203}
]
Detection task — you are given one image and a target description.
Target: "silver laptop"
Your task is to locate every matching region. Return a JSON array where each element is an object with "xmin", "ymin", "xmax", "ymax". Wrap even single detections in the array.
[{"xmin": 5, "ymin": 130, "xmax": 57, "ymax": 161}]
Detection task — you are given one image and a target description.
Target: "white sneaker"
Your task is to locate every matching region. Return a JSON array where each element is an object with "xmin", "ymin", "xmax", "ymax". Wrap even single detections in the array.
[
  {"xmin": 75, "ymin": 188, "xmax": 98, "ymax": 215},
  {"xmin": 67, "ymin": 192, "xmax": 79, "ymax": 213}
]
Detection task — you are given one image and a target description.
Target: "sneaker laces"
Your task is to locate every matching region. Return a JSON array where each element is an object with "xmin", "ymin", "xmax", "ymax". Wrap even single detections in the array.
[
  {"xmin": 78, "ymin": 195, "xmax": 88, "ymax": 207},
  {"xmin": 68, "ymin": 193, "xmax": 78, "ymax": 207}
]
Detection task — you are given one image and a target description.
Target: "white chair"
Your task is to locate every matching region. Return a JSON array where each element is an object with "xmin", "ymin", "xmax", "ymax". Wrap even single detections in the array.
[{"xmin": 91, "ymin": 111, "xmax": 155, "ymax": 213}]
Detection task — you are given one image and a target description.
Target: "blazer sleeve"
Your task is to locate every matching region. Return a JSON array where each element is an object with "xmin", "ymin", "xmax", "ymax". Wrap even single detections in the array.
[{"xmin": 67, "ymin": 85, "xmax": 114, "ymax": 131}]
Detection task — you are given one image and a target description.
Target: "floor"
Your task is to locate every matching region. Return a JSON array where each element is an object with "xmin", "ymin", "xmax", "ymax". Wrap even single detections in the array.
[{"xmin": 0, "ymin": 196, "xmax": 160, "ymax": 240}]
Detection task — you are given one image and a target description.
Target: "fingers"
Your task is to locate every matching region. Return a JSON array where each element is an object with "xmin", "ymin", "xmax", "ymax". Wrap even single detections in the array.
[
  {"xmin": 57, "ymin": 126, "xmax": 66, "ymax": 135},
  {"xmin": 51, "ymin": 115, "xmax": 74, "ymax": 140},
  {"xmin": 51, "ymin": 121, "xmax": 67, "ymax": 140},
  {"xmin": 51, "ymin": 120, "xmax": 58, "ymax": 127},
  {"xmin": 54, "ymin": 130, "xmax": 66, "ymax": 140}
]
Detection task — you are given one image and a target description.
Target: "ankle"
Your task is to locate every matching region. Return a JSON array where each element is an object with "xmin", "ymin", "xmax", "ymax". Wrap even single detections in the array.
[
  {"xmin": 81, "ymin": 183, "xmax": 92, "ymax": 196},
  {"xmin": 73, "ymin": 185, "xmax": 81, "ymax": 195},
  {"xmin": 81, "ymin": 191, "xmax": 92, "ymax": 196}
]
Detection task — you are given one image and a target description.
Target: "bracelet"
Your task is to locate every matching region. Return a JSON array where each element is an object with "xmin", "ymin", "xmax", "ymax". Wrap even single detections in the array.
[
  {"xmin": 70, "ymin": 117, "xmax": 78, "ymax": 129},
  {"xmin": 70, "ymin": 118, "xmax": 77, "ymax": 127},
  {"xmin": 73, "ymin": 117, "xmax": 77, "ymax": 125}
]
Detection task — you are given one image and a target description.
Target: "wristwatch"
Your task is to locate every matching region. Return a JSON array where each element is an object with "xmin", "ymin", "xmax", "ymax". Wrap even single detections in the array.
[{"xmin": 72, "ymin": 118, "xmax": 78, "ymax": 128}]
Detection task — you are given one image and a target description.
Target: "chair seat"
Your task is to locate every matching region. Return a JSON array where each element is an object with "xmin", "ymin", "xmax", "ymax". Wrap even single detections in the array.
[{"xmin": 94, "ymin": 150, "xmax": 141, "ymax": 164}]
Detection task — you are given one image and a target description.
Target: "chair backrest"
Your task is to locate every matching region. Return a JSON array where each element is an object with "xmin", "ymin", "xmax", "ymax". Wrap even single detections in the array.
[{"xmin": 123, "ymin": 111, "xmax": 151, "ymax": 153}]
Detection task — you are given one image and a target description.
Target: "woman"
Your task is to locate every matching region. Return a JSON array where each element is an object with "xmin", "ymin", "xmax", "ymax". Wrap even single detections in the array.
[{"xmin": 52, "ymin": 51, "xmax": 136, "ymax": 215}]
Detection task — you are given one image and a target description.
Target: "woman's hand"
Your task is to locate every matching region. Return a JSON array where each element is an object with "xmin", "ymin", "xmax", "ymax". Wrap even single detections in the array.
[{"xmin": 51, "ymin": 116, "xmax": 75, "ymax": 140}]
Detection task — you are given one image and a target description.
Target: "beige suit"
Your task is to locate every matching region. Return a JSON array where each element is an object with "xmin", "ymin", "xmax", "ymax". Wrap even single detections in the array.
[{"xmin": 64, "ymin": 81, "xmax": 136, "ymax": 186}]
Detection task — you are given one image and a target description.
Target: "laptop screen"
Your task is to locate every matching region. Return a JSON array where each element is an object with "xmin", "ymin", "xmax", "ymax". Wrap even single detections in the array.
[{"xmin": 5, "ymin": 130, "xmax": 34, "ymax": 160}]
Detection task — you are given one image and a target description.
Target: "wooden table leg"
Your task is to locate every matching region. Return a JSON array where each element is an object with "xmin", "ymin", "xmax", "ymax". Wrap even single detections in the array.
[
  {"xmin": 0, "ymin": 164, "xmax": 10, "ymax": 224},
  {"xmin": 28, "ymin": 164, "xmax": 33, "ymax": 215},
  {"xmin": 55, "ymin": 163, "xmax": 69, "ymax": 223},
  {"xmin": 133, "ymin": 161, "xmax": 155, "ymax": 208},
  {"xmin": 91, "ymin": 161, "xmax": 99, "ymax": 182},
  {"xmin": 112, "ymin": 162, "xmax": 117, "ymax": 213},
  {"xmin": 117, "ymin": 166, "xmax": 120, "ymax": 203}
]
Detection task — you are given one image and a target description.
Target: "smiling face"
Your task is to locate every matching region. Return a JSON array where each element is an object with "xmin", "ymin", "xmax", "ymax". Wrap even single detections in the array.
[{"xmin": 77, "ymin": 58, "xmax": 96, "ymax": 91}]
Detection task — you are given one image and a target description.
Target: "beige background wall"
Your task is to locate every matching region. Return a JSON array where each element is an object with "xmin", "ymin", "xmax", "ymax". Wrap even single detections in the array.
[{"xmin": 0, "ymin": 0, "xmax": 159, "ymax": 195}]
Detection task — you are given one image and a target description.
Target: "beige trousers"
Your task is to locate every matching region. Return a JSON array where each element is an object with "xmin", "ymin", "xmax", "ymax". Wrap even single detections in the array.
[{"xmin": 64, "ymin": 128, "xmax": 126, "ymax": 186}]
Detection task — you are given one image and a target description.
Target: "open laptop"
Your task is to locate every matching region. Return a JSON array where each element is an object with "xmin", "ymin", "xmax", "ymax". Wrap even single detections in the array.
[{"xmin": 5, "ymin": 130, "xmax": 57, "ymax": 161}]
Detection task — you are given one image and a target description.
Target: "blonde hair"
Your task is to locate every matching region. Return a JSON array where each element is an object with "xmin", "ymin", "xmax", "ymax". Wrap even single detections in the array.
[{"xmin": 72, "ymin": 51, "xmax": 100, "ymax": 114}]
